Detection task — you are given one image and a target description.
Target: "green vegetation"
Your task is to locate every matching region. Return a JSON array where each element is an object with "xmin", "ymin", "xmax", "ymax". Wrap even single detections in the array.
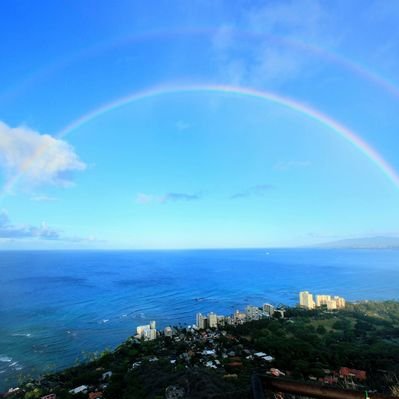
[
  {"xmin": 229, "ymin": 302, "xmax": 399, "ymax": 390},
  {"xmin": 6, "ymin": 301, "xmax": 399, "ymax": 399}
]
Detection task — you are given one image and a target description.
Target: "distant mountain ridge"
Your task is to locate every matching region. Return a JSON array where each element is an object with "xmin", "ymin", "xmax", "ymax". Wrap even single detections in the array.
[{"xmin": 315, "ymin": 236, "xmax": 399, "ymax": 249}]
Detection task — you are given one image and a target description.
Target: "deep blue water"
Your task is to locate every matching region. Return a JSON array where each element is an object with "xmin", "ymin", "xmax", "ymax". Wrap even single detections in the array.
[{"xmin": 0, "ymin": 249, "xmax": 398, "ymax": 390}]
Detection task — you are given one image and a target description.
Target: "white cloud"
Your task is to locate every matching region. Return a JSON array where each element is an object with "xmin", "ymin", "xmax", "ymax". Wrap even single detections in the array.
[
  {"xmin": 212, "ymin": 0, "xmax": 337, "ymax": 86},
  {"xmin": 0, "ymin": 121, "xmax": 86, "ymax": 190}
]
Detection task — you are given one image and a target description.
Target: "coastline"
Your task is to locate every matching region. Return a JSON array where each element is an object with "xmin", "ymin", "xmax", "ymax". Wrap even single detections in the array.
[
  {"xmin": 2, "ymin": 300, "xmax": 399, "ymax": 398},
  {"xmin": 1, "ymin": 249, "xmax": 399, "ymax": 393}
]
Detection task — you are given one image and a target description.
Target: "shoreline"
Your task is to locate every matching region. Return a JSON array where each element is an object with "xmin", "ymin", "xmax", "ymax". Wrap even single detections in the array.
[{"xmin": 3, "ymin": 300, "xmax": 399, "ymax": 396}]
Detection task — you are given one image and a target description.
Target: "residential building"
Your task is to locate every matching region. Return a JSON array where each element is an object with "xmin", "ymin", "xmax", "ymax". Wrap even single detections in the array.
[
  {"xmin": 316, "ymin": 294, "xmax": 345, "ymax": 309},
  {"xmin": 208, "ymin": 312, "xmax": 218, "ymax": 328},
  {"xmin": 316, "ymin": 295, "xmax": 332, "ymax": 307},
  {"xmin": 69, "ymin": 385, "xmax": 88, "ymax": 395},
  {"xmin": 334, "ymin": 296, "xmax": 346, "ymax": 308},
  {"xmin": 143, "ymin": 327, "xmax": 157, "ymax": 340},
  {"xmin": 246, "ymin": 305, "xmax": 260, "ymax": 320},
  {"xmin": 299, "ymin": 291, "xmax": 315, "ymax": 309},
  {"xmin": 136, "ymin": 324, "xmax": 151, "ymax": 336},
  {"xmin": 262, "ymin": 303, "xmax": 275, "ymax": 316},
  {"xmin": 339, "ymin": 367, "xmax": 366, "ymax": 381},
  {"xmin": 136, "ymin": 321, "xmax": 157, "ymax": 341},
  {"xmin": 326, "ymin": 300, "xmax": 337, "ymax": 310},
  {"xmin": 233, "ymin": 310, "xmax": 246, "ymax": 323},
  {"xmin": 196, "ymin": 313, "xmax": 207, "ymax": 329}
]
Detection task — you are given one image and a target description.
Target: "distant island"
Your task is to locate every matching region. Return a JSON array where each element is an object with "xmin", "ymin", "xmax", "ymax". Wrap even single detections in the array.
[
  {"xmin": 313, "ymin": 236, "xmax": 399, "ymax": 249},
  {"xmin": 2, "ymin": 297, "xmax": 399, "ymax": 399}
]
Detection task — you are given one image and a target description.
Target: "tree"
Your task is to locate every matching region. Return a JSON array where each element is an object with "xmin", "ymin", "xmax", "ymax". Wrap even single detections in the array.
[{"xmin": 316, "ymin": 325, "xmax": 327, "ymax": 335}]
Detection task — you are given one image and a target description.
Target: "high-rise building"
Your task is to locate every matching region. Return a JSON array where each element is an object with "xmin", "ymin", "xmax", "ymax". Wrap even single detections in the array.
[
  {"xmin": 316, "ymin": 294, "xmax": 345, "ymax": 309},
  {"xmin": 246, "ymin": 305, "xmax": 260, "ymax": 320},
  {"xmin": 326, "ymin": 300, "xmax": 337, "ymax": 310},
  {"xmin": 136, "ymin": 321, "xmax": 157, "ymax": 341},
  {"xmin": 196, "ymin": 313, "xmax": 207, "ymax": 329},
  {"xmin": 334, "ymin": 296, "xmax": 346, "ymax": 308},
  {"xmin": 262, "ymin": 303, "xmax": 275, "ymax": 316},
  {"xmin": 234, "ymin": 309, "xmax": 247, "ymax": 323},
  {"xmin": 316, "ymin": 295, "xmax": 332, "ymax": 307},
  {"xmin": 136, "ymin": 324, "xmax": 150, "ymax": 336},
  {"xmin": 144, "ymin": 327, "xmax": 157, "ymax": 340},
  {"xmin": 299, "ymin": 291, "xmax": 315, "ymax": 309},
  {"xmin": 208, "ymin": 312, "xmax": 218, "ymax": 328}
]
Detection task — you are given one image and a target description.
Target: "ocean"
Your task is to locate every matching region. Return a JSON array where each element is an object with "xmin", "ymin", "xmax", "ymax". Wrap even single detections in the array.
[{"xmin": 0, "ymin": 248, "xmax": 398, "ymax": 390}]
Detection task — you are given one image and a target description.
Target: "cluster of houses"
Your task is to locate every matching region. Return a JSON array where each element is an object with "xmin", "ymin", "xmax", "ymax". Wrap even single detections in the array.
[
  {"xmin": 134, "ymin": 301, "xmax": 283, "ymax": 343},
  {"xmin": 195, "ymin": 303, "xmax": 284, "ymax": 330},
  {"xmin": 310, "ymin": 367, "xmax": 367, "ymax": 387},
  {"xmin": 2, "ymin": 371, "xmax": 113, "ymax": 399},
  {"xmin": 67, "ymin": 370, "xmax": 112, "ymax": 399},
  {"xmin": 134, "ymin": 324, "xmax": 276, "ymax": 374}
]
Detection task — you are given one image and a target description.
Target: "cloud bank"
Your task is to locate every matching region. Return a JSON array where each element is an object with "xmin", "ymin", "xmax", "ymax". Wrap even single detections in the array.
[
  {"xmin": 0, "ymin": 210, "xmax": 60, "ymax": 240},
  {"xmin": 0, "ymin": 121, "xmax": 86, "ymax": 189},
  {"xmin": 0, "ymin": 210, "xmax": 100, "ymax": 243}
]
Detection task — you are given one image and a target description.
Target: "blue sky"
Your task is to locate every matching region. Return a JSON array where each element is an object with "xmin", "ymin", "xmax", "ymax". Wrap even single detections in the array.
[{"xmin": 1, "ymin": 0, "xmax": 399, "ymax": 249}]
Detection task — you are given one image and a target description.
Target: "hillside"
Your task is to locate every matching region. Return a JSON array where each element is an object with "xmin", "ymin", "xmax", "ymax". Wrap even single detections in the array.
[{"xmin": 3, "ymin": 301, "xmax": 399, "ymax": 399}]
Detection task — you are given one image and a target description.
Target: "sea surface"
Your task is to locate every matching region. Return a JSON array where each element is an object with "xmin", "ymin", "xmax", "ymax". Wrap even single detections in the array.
[{"xmin": 0, "ymin": 248, "xmax": 398, "ymax": 390}]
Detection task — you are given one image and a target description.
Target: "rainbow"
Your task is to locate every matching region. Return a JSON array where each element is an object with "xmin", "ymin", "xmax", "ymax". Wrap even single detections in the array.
[
  {"xmin": 2, "ymin": 28, "xmax": 399, "ymax": 104},
  {"xmin": 2, "ymin": 84, "xmax": 399, "ymax": 199},
  {"xmin": 59, "ymin": 84, "xmax": 399, "ymax": 186},
  {"xmin": 88, "ymin": 29, "xmax": 399, "ymax": 100}
]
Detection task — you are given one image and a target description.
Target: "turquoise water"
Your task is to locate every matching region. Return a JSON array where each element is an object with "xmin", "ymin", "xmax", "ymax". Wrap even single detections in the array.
[{"xmin": 0, "ymin": 249, "xmax": 398, "ymax": 390}]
